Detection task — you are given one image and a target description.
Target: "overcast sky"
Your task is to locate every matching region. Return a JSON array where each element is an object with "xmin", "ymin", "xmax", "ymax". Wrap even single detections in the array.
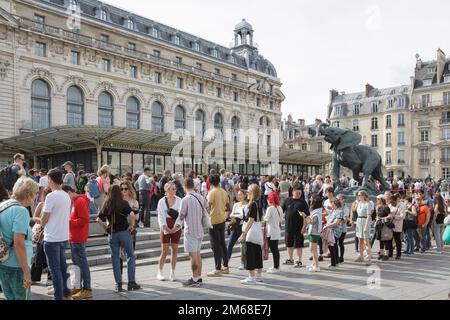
[{"xmin": 106, "ymin": 0, "xmax": 450, "ymax": 124}]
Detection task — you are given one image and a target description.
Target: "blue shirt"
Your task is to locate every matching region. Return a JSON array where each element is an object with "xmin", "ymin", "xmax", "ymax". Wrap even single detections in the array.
[
  {"xmin": 0, "ymin": 205, "xmax": 33, "ymax": 268},
  {"xmin": 328, "ymin": 209, "xmax": 344, "ymax": 239},
  {"xmin": 137, "ymin": 174, "xmax": 151, "ymax": 191}
]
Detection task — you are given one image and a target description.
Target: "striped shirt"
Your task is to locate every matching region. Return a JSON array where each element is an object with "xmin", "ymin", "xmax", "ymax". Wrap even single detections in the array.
[{"xmin": 179, "ymin": 191, "xmax": 209, "ymax": 238}]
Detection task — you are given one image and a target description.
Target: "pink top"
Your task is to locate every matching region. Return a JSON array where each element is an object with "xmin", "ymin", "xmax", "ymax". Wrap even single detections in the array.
[
  {"xmin": 389, "ymin": 203, "xmax": 405, "ymax": 233},
  {"xmin": 96, "ymin": 177, "xmax": 109, "ymax": 194}
]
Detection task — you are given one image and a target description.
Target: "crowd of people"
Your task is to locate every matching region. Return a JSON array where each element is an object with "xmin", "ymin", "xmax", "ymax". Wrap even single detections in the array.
[{"xmin": 0, "ymin": 153, "xmax": 449, "ymax": 300}]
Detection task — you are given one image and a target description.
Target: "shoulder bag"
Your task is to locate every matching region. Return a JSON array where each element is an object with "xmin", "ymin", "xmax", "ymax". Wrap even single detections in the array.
[
  {"xmin": 245, "ymin": 202, "xmax": 264, "ymax": 246},
  {"xmin": 192, "ymin": 194, "xmax": 211, "ymax": 229},
  {"xmin": 165, "ymin": 197, "xmax": 179, "ymax": 220}
]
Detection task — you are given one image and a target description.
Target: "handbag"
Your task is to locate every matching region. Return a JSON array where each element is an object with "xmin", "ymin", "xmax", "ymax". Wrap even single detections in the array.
[
  {"xmin": 191, "ymin": 194, "xmax": 211, "ymax": 229},
  {"xmin": 165, "ymin": 197, "xmax": 179, "ymax": 220},
  {"xmin": 32, "ymin": 224, "xmax": 44, "ymax": 244},
  {"xmin": 380, "ymin": 224, "xmax": 393, "ymax": 241},
  {"xmin": 245, "ymin": 202, "xmax": 264, "ymax": 246},
  {"xmin": 443, "ymin": 225, "xmax": 450, "ymax": 244}
]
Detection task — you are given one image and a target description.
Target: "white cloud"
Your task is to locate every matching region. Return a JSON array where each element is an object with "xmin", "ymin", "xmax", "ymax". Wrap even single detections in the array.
[{"xmin": 365, "ymin": 4, "xmax": 382, "ymax": 31}]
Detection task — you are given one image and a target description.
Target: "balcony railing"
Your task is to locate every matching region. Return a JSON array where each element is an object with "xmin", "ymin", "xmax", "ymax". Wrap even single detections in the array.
[
  {"xmin": 398, "ymin": 142, "xmax": 406, "ymax": 145},
  {"xmin": 411, "ymin": 100, "xmax": 450, "ymax": 109},
  {"xmin": 440, "ymin": 119, "xmax": 450, "ymax": 125},
  {"xmin": 441, "ymin": 158, "xmax": 450, "ymax": 164},
  {"xmin": 15, "ymin": 16, "xmax": 250, "ymax": 90},
  {"xmin": 398, "ymin": 160, "xmax": 406, "ymax": 165},
  {"xmin": 398, "ymin": 123, "xmax": 405, "ymax": 127},
  {"xmin": 419, "ymin": 159, "xmax": 430, "ymax": 165}
]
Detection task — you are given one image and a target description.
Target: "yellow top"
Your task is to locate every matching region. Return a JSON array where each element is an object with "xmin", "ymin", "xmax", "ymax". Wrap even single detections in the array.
[{"xmin": 207, "ymin": 187, "xmax": 230, "ymax": 225}]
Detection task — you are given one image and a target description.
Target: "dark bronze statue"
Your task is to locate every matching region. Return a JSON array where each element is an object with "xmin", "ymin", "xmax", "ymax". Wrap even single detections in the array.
[{"xmin": 318, "ymin": 122, "xmax": 390, "ymax": 194}]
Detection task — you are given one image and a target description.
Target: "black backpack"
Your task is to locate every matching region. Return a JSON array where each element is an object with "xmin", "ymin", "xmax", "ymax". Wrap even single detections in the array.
[{"xmin": 0, "ymin": 165, "xmax": 18, "ymax": 191}]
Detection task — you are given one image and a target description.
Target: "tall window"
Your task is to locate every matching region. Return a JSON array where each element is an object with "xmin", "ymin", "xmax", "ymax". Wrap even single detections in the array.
[
  {"xmin": 198, "ymin": 83, "xmax": 204, "ymax": 94},
  {"xmin": 398, "ymin": 96, "xmax": 406, "ymax": 108},
  {"xmin": 386, "ymin": 133, "xmax": 392, "ymax": 146},
  {"xmin": 334, "ymin": 105, "xmax": 342, "ymax": 116},
  {"xmin": 398, "ymin": 113, "xmax": 405, "ymax": 126},
  {"xmin": 419, "ymin": 149, "xmax": 429, "ymax": 162},
  {"xmin": 151, "ymin": 101, "xmax": 164, "ymax": 133},
  {"xmin": 193, "ymin": 42, "xmax": 200, "ymax": 51},
  {"xmin": 354, "ymin": 104, "xmax": 360, "ymax": 115},
  {"xmin": 420, "ymin": 131, "xmax": 429, "ymax": 142},
  {"xmin": 422, "ymin": 94, "xmax": 431, "ymax": 107},
  {"xmin": 443, "ymin": 168, "xmax": 450, "ymax": 179},
  {"xmin": 317, "ymin": 142, "xmax": 323, "ymax": 153},
  {"xmin": 214, "ymin": 113, "xmax": 224, "ymax": 139},
  {"xmin": 444, "ymin": 92, "xmax": 450, "ymax": 105},
  {"xmin": 371, "ymin": 117, "xmax": 378, "ymax": 130},
  {"xmin": 301, "ymin": 143, "xmax": 308, "ymax": 151},
  {"xmin": 231, "ymin": 116, "xmax": 240, "ymax": 142},
  {"xmin": 442, "ymin": 148, "xmax": 450, "ymax": 161},
  {"xmin": 71, "ymin": 51, "xmax": 80, "ymax": 65},
  {"xmin": 372, "ymin": 102, "xmax": 378, "ymax": 113},
  {"xmin": 442, "ymin": 128, "xmax": 450, "ymax": 140},
  {"xmin": 98, "ymin": 92, "xmax": 113, "ymax": 127},
  {"xmin": 352, "ymin": 119, "xmax": 359, "ymax": 131},
  {"xmin": 176, "ymin": 78, "xmax": 183, "ymax": 89},
  {"xmin": 174, "ymin": 106, "xmax": 185, "ymax": 130},
  {"xmin": 173, "ymin": 35, "xmax": 180, "ymax": 45},
  {"xmin": 154, "ymin": 72, "xmax": 161, "ymax": 84},
  {"xmin": 126, "ymin": 19, "xmax": 134, "ymax": 30},
  {"xmin": 387, "ymin": 99, "xmax": 394, "ymax": 109},
  {"xmin": 130, "ymin": 66, "xmax": 137, "ymax": 78},
  {"xmin": 398, "ymin": 132, "xmax": 405, "ymax": 145},
  {"xmin": 101, "ymin": 59, "xmax": 110, "ymax": 72},
  {"xmin": 386, "ymin": 151, "xmax": 392, "ymax": 164},
  {"xmin": 67, "ymin": 86, "xmax": 83, "ymax": 126},
  {"xmin": 35, "ymin": 42, "xmax": 46, "ymax": 57},
  {"xmin": 233, "ymin": 92, "xmax": 239, "ymax": 102},
  {"xmin": 34, "ymin": 14, "xmax": 45, "ymax": 25},
  {"xmin": 195, "ymin": 109, "xmax": 205, "ymax": 138},
  {"xmin": 398, "ymin": 150, "xmax": 405, "ymax": 164},
  {"xmin": 31, "ymin": 79, "xmax": 50, "ymax": 130},
  {"xmin": 260, "ymin": 116, "xmax": 271, "ymax": 127},
  {"xmin": 152, "ymin": 28, "xmax": 159, "ymax": 38},
  {"xmin": 216, "ymin": 88, "xmax": 222, "ymax": 98},
  {"xmin": 126, "ymin": 97, "xmax": 140, "ymax": 129},
  {"xmin": 371, "ymin": 135, "xmax": 378, "ymax": 147},
  {"xmin": 256, "ymin": 98, "xmax": 261, "ymax": 107},
  {"xmin": 386, "ymin": 115, "xmax": 392, "ymax": 128}
]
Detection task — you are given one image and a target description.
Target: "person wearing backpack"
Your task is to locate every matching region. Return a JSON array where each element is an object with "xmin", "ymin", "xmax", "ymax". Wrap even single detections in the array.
[
  {"xmin": 0, "ymin": 177, "xmax": 39, "ymax": 300},
  {"xmin": 76, "ymin": 170, "xmax": 88, "ymax": 195},
  {"xmin": 0, "ymin": 154, "xmax": 26, "ymax": 193}
]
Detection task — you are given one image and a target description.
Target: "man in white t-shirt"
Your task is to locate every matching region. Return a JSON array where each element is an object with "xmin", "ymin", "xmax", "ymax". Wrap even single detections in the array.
[{"xmin": 40, "ymin": 168, "xmax": 72, "ymax": 300}]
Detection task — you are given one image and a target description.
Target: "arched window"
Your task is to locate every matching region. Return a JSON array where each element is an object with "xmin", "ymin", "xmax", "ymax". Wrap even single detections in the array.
[
  {"xmin": 98, "ymin": 91, "xmax": 113, "ymax": 127},
  {"xmin": 259, "ymin": 116, "xmax": 271, "ymax": 127},
  {"xmin": 32, "ymin": 79, "xmax": 51, "ymax": 130},
  {"xmin": 214, "ymin": 113, "xmax": 223, "ymax": 139},
  {"xmin": 152, "ymin": 101, "xmax": 164, "ymax": 133},
  {"xmin": 195, "ymin": 109, "xmax": 205, "ymax": 138},
  {"xmin": 126, "ymin": 97, "xmax": 140, "ymax": 129},
  {"xmin": 67, "ymin": 85, "xmax": 84, "ymax": 126},
  {"xmin": 231, "ymin": 116, "xmax": 240, "ymax": 142},
  {"xmin": 174, "ymin": 106, "xmax": 185, "ymax": 130}
]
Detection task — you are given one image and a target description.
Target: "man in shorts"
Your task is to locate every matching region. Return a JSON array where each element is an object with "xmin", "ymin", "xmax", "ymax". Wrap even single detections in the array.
[
  {"xmin": 177, "ymin": 178, "xmax": 209, "ymax": 287},
  {"xmin": 282, "ymin": 182, "xmax": 310, "ymax": 268}
]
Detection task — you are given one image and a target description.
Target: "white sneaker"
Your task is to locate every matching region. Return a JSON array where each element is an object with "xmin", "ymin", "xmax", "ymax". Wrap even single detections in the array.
[
  {"xmin": 267, "ymin": 267, "xmax": 280, "ymax": 274},
  {"xmin": 238, "ymin": 264, "xmax": 245, "ymax": 270},
  {"xmin": 47, "ymin": 286, "xmax": 54, "ymax": 296},
  {"xmin": 240, "ymin": 277, "xmax": 256, "ymax": 285},
  {"xmin": 327, "ymin": 264, "xmax": 337, "ymax": 270},
  {"xmin": 169, "ymin": 270, "xmax": 177, "ymax": 282},
  {"xmin": 156, "ymin": 271, "xmax": 166, "ymax": 281},
  {"xmin": 308, "ymin": 266, "xmax": 320, "ymax": 272},
  {"xmin": 256, "ymin": 275, "xmax": 264, "ymax": 282}
]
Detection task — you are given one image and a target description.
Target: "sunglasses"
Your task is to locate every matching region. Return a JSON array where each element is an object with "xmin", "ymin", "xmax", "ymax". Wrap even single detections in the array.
[{"xmin": 121, "ymin": 188, "xmax": 128, "ymax": 191}]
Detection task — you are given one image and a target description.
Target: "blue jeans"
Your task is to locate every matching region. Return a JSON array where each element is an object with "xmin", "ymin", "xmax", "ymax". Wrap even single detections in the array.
[
  {"xmin": 405, "ymin": 228, "xmax": 415, "ymax": 254},
  {"xmin": 0, "ymin": 265, "xmax": 31, "ymax": 300},
  {"xmin": 44, "ymin": 241, "xmax": 71, "ymax": 300},
  {"xmin": 227, "ymin": 225, "xmax": 242, "ymax": 260},
  {"xmin": 70, "ymin": 243, "xmax": 91, "ymax": 290},
  {"xmin": 109, "ymin": 230, "xmax": 136, "ymax": 284}
]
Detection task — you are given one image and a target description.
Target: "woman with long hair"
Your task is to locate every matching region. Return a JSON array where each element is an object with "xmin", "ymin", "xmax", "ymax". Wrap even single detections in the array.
[
  {"xmin": 227, "ymin": 189, "xmax": 248, "ymax": 267},
  {"xmin": 264, "ymin": 192, "xmax": 283, "ymax": 273},
  {"xmin": 94, "ymin": 165, "xmax": 111, "ymax": 213},
  {"xmin": 239, "ymin": 184, "xmax": 264, "ymax": 285},
  {"xmin": 96, "ymin": 185, "xmax": 140, "ymax": 292},
  {"xmin": 432, "ymin": 192, "xmax": 446, "ymax": 254},
  {"xmin": 375, "ymin": 195, "xmax": 392, "ymax": 261},
  {"xmin": 156, "ymin": 181, "xmax": 182, "ymax": 281}
]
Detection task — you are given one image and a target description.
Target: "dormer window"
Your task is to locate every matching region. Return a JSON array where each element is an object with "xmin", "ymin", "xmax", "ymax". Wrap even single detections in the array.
[
  {"xmin": 173, "ymin": 35, "xmax": 181, "ymax": 45},
  {"xmin": 211, "ymin": 48, "xmax": 218, "ymax": 58},
  {"xmin": 193, "ymin": 42, "xmax": 200, "ymax": 51},
  {"xmin": 99, "ymin": 9, "xmax": 107, "ymax": 21},
  {"xmin": 354, "ymin": 104, "xmax": 360, "ymax": 115},
  {"xmin": 68, "ymin": 0, "xmax": 78, "ymax": 12},
  {"xmin": 428, "ymin": 67, "xmax": 436, "ymax": 73},
  {"xmin": 126, "ymin": 19, "xmax": 134, "ymax": 30},
  {"xmin": 423, "ymin": 79, "xmax": 432, "ymax": 86},
  {"xmin": 230, "ymin": 55, "xmax": 236, "ymax": 64},
  {"xmin": 152, "ymin": 28, "xmax": 159, "ymax": 38},
  {"xmin": 372, "ymin": 102, "xmax": 379, "ymax": 113},
  {"xmin": 334, "ymin": 105, "xmax": 342, "ymax": 116}
]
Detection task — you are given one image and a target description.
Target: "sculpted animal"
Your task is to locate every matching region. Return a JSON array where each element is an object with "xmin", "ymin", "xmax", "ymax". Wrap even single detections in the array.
[{"xmin": 318, "ymin": 123, "xmax": 390, "ymax": 193}]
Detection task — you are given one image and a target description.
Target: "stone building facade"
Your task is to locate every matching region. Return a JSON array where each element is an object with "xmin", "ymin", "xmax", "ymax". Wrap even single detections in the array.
[{"xmin": 0, "ymin": 0, "xmax": 330, "ymax": 176}]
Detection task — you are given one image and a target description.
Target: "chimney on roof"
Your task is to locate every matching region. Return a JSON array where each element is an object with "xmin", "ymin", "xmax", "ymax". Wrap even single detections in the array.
[
  {"xmin": 437, "ymin": 48, "xmax": 446, "ymax": 84},
  {"xmin": 365, "ymin": 83, "xmax": 375, "ymax": 97},
  {"xmin": 415, "ymin": 53, "xmax": 422, "ymax": 71},
  {"xmin": 329, "ymin": 89, "xmax": 338, "ymax": 103}
]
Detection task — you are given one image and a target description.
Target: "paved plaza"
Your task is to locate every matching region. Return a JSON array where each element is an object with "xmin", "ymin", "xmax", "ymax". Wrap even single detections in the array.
[{"xmin": 4, "ymin": 241, "xmax": 449, "ymax": 301}]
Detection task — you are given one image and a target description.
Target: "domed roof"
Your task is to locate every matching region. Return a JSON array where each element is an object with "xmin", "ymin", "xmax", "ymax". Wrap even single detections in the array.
[{"xmin": 234, "ymin": 19, "xmax": 253, "ymax": 32}]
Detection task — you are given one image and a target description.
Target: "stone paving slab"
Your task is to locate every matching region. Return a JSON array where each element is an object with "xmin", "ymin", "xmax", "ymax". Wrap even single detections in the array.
[{"xmin": 1, "ymin": 241, "xmax": 450, "ymax": 300}]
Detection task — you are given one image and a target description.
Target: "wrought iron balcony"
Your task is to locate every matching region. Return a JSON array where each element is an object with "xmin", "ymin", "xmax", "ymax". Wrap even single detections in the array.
[
  {"xmin": 419, "ymin": 159, "xmax": 430, "ymax": 165},
  {"xmin": 418, "ymin": 121, "xmax": 431, "ymax": 127}
]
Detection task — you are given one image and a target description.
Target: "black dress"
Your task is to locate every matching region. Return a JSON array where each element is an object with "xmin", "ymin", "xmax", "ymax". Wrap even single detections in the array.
[{"xmin": 244, "ymin": 202, "xmax": 264, "ymax": 271}]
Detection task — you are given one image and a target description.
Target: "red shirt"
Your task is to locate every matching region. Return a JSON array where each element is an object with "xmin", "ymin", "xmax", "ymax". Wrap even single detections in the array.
[
  {"xmin": 70, "ymin": 195, "xmax": 90, "ymax": 244},
  {"xmin": 417, "ymin": 204, "xmax": 429, "ymax": 227}
]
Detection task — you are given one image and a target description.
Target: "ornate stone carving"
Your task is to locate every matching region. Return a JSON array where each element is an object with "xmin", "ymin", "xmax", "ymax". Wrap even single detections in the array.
[
  {"xmin": 91, "ymin": 81, "xmax": 119, "ymax": 99},
  {"xmin": 0, "ymin": 25, "xmax": 7, "ymax": 40},
  {"xmin": 120, "ymin": 87, "xmax": 145, "ymax": 104},
  {"xmin": 17, "ymin": 32, "xmax": 28, "ymax": 46},
  {"xmin": 60, "ymin": 75, "xmax": 91, "ymax": 96},
  {"xmin": 248, "ymin": 79, "xmax": 271, "ymax": 95},
  {"xmin": 0, "ymin": 58, "xmax": 11, "ymax": 81},
  {"xmin": 23, "ymin": 67, "xmax": 60, "ymax": 91}
]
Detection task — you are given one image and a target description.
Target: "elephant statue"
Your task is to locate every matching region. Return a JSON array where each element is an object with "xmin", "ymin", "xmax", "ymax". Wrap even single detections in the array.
[{"xmin": 318, "ymin": 123, "xmax": 390, "ymax": 193}]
